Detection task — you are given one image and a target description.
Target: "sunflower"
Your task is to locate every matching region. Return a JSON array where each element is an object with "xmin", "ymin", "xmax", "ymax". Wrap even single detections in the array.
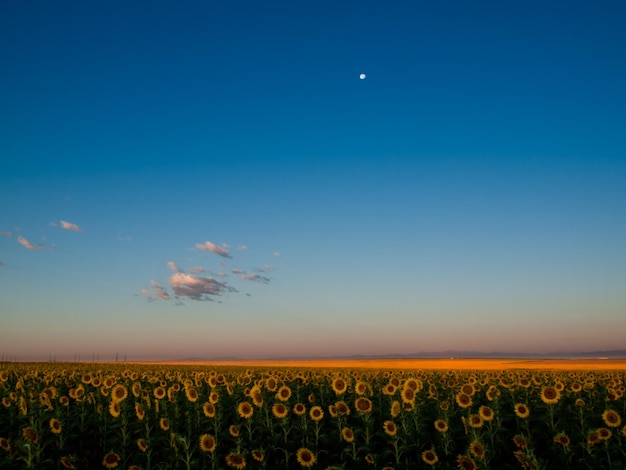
[
  {"xmin": 404, "ymin": 378, "xmax": 423, "ymax": 392},
  {"xmin": 309, "ymin": 406, "xmax": 324, "ymax": 421},
  {"xmin": 512, "ymin": 434, "xmax": 527, "ymax": 449},
  {"xmin": 250, "ymin": 386, "xmax": 264, "ymax": 407},
  {"xmin": 307, "ymin": 393, "xmax": 315, "ymax": 403},
  {"xmin": 109, "ymin": 401, "xmax": 121, "ymax": 418},
  {"xmin": 355, "ymin": 397, "xmax": 373, "ymax": 413},
  {"xmin": 154, "ymin": 386, "xmax": 166, "ymax": 400},
  {"xmin": 266, "ymin": 377, "xmax": 278, "ymax": 391},
  {"xmin": 553, "ymin": 433, "xmax": 570, "ymax": 447},
  {"xmin": 225, "ymin": 453, "xmax": 246, "ymax": 469},
  {"xmin": 296, "ymin": 448, "xmax": 316, "ymax": 467},
  {"xmin": 328, "ymin": 405, "xmax": 338, "ymax": 418},
  {"xmin": 434, "ymin": 419, "xmax": 449, "ymax": 433},
  {"xmin": 329, "ymin": 377, "xmax": 346, "ymax": 395},
  {"xmin": 365, "ymin": 454, "xmax": 375, "ymax": 464},
  {"xmin": 485, "ymin": 385, "xmax": 500, "ymax": 401},
  {"xmin": 276, "ymin": 385, "xmax": 292, "ymax": 402},
  {"xmin": 602, "ymin": 409, "xmax": 622, "ymax": 428},
  {"xmin": 44, "ymin": 417, "xmax": 61, "ymax": 435},
  {"xmin": 587, "ymin": 431, "xmax": 600, "ymax": 446},
  {"xmin": 514, "ymin": 403, "xmax": 530, "ymax": 419},
  {"xmin": 355, "ymin": 381, "xmax": 371, "ymax": 395},
  {"xmin": 468, "ymin": 414, "xmax": 483, "ymax": 428},
  {"xmin": 135, "ymin": 402, "xmax": 145, "ymax": 420},
  {"xmin": 341, "ymin": 427, "xmax": 355, "ymax": 443},
  {"xmin": 455, "ymin": 392, "xmax": 472, "ymax": 409},
  {"xmin": 391, "ymin": 400, "xmax": 401, "ymax": 418},
  {"xmin": 575, "ymin": 398, "xmax": 585, "ymax": 407},
  {"xmin": 159, "ymin": 418, "xmax": 170, "ymax": 431},
  {"xmin": 461, "ymin": 383, "xmax": 475, "ymax": 396},
  {"xmin": 22, "ymin": 427, "xmax": 38, "ymax": 444},
  {"xmin": 383, "ymin": 420, "xmax": 397, "ymax": 437},
  {"xmin": 293, "ymin": 403, "xmax": 306, "ymax": 416},
  {"xmin": 238, "ymin": 401, "xmax": 254, "ymax": 419},
  {"xmin": 439, "ymin": 400, "xmax": 450, "ymax": 411},
  {"xmin": 597, "ymin": 427, "xmax": 612, "ymax": 440},
  {"xmin": 469, "ymin": 440, "xmax": 485, "ymax": 460},
  {"xmin": 59, "ymin": 456, "xmax": 75, "ymax": 469},
  {"xmin": 137, "ymin": 438, "xmax": 148, "ymax": 453},
  {"xmin": 456, "ymin": 455, "xmax": 477, "ymax": 470},
  {"xmin": 102, "ymin": 452, "xmax": 121, "ymax": 469},
  {"xmin": 478, "ymin": 405, "xmax": 494, "ymax": 422},
  {"xmin": 400, "ymin": 387, "xmax": 416, "ymax": 405},
  {"xmin": 199, "ymin": 433, "xmax": 217, "ymax": 452},
  {"xmin": 203, "ymin": 402, "xmax": 216, "ymax": 418},
  {"xmin": 229, "ymin": 425, "xmax": 239, "ymax": 437},
  {"xmin": 1, "ymin": 397, "xmax": 10, "ymax": 408},
  {"xmin": 382, "ymin": 383, "xmax": 397, "ymax": 396},
  {"xmin": 272, "ymin": 403, "xmax": 289, "ymax": 419},
  {"xmin": 540, "ymin": 386, "xmax": 560, "ymax": 405},
  {"xmin": 0, "ymin": 437, "xmax": 10, "ymax": 452},
  {"xmin": 209, "ymin": 391, "xmax": 219, "ymax": 404},
  {"xmin": 336, "ymin": 401, "xmax": 350, "ymax": 416},
  {"xmin": 185, "ymin": 387, "xmax": 199, "ymax": 403},
  {"xmin": 111, "ymin": 384, "xmax": 128, "ymax": 402},
  {"xmin": 422, "ymin": 449, "xmax": 439, "ymax": 465},
  {"xmin": 250, "ymin": 449, "xmax": 265, "ymax": 462}
]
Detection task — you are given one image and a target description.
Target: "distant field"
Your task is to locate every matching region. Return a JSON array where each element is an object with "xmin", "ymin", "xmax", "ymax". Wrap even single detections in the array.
[{"xmin": 143, "ymin": 357, "xmax": 626, "ymax": 370}]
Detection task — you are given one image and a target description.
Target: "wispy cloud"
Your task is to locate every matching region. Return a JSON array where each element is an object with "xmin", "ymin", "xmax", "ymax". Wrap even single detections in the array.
[
  {"xmin": 169, "ymin": 272, "xmax": 236, "ymax": 301},
  {"xmin": 150, "ymin": 280, "xmax": 171, "ymax": 300},
  {"xmin": 166, "ymin": 261, "xmax": 181, "ymax": 272},
  {"xmin": 17, "ymin": 235, "xmax": 44, "ymax": 250},
  {"xmin": 195, "ymin": 241, "xmax": 231, "ymax": 258},
  {"xmin": 59, "ymin": 220, "xmax": 82, "ymax": 232},
  {"xmin": 241, "ymin": 272, "xmax": 270, "ymax": 283},
  {"xmin": 238, "ymin": 244, "xmax": 248, "ymax": 251},
  {"xmin": 189, "ymin": 266, "xmax": 206, "ymax": 273},
  {"xmin": 0, "ymin": 231, "xmax": 13, "ymax": 238},
  {"xmin": 273, "ymin": 251, "xmax": 280, "ymax": 257}
]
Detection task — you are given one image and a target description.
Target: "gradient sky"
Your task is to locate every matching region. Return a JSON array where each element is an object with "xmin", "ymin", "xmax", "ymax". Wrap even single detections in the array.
[{"xmin": 2, "ymin": 0, "xmax": 625, "ymax": 361}]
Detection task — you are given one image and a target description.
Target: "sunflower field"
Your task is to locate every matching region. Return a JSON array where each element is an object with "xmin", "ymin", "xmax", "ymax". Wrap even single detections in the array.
[{"xmin": 0, "ymin": 363, "xmax": 625, "ymax": 469}]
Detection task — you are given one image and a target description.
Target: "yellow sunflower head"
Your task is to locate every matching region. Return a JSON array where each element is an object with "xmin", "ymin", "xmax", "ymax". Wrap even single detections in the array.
[{"xmin": 296, "ymin": 447, "xmax": 316, "ymax": 468}]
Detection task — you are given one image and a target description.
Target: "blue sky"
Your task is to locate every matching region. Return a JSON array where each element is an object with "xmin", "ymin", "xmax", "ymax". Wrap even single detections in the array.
[{"xmin": 2, "ymin": 0, "xmax": 625, "ymax": 360}]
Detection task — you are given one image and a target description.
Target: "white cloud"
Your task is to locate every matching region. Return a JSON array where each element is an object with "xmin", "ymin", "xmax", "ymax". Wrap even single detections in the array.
[
  {"xmin": 17, "ymin": 235, "xmax": 43, "ymax": 250},
  {"xmin": 60, "ymin": 220, "xmax": 82, "ymax": 232},
  {"xmin": 169, "ymin": 272, "xmax": 236, "ymax": 301},
  {"xmin": 195, "ymin": 241, "xmax": 231, "ymax": 258},
  {"xmin": 273, "ymin": 251, "xmax": 280, "ymax": 257},
  {"xmin": 0, "ymin": 231, "xmax": 13, "ymax": 238},
  {"xmin": 238, "ymin": 244, "xmax": 248, "ymax": 251}
]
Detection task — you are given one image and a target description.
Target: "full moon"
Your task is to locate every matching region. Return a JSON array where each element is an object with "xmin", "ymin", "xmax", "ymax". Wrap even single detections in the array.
[{"xmin": 359, "ymin": 73, "xmax": 366, "ymax": 79}]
